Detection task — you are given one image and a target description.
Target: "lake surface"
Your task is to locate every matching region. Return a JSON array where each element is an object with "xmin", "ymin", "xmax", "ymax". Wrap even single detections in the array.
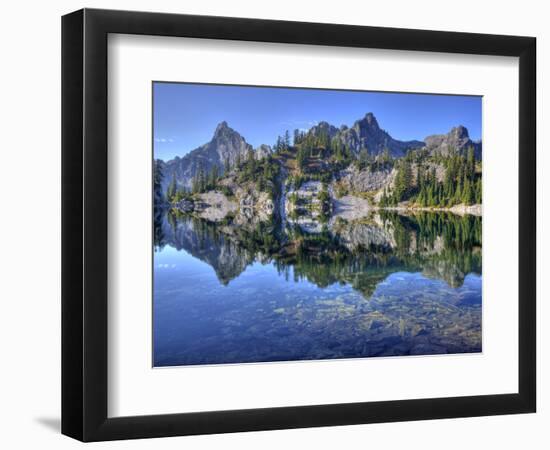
[{"xmin": 153, "ymin": 211, "xmax": 482, "ymax": 367}]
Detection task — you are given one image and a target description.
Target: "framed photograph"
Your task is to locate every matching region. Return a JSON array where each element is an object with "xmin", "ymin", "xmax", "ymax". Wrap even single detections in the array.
[{"xmin": 62, "ymin": 8, "xmax": 536, "ymax": 441}]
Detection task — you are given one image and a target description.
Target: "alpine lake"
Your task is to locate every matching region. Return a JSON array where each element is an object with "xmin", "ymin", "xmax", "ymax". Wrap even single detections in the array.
[{"xmin": 153, "ymin": 208, "xmax": 482, "ymax": 367}]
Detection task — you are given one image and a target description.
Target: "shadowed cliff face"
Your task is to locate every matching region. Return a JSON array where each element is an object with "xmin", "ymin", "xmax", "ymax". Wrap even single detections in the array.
[{"xmin": 155, "ymin": 210, "xmax": 481, "ymax": 296}]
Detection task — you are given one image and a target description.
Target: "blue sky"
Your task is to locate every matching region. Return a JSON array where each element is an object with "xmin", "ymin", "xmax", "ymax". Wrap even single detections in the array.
[{"xmin": 153, "ymin": 82, "xmax": 482, "ymax": 161}]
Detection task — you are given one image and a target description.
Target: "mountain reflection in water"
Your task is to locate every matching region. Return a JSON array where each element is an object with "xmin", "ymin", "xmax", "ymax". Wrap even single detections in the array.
[{"xmin": 153, "ymin": 211, "xmax": 481, "ymax": 366}]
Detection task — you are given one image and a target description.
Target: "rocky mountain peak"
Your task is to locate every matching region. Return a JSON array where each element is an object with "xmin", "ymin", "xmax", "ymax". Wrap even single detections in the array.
[
  {"xmin": 364, "ymin": 112, "xmax": 379, "ymax": 129},
  {"xmin": 213, "ymin": 120, "xmax": 232, "ymax": 138},
  {"xmin": 161, "ymin": 121, "xmax": 253, "ymax": 191},
  {"xmin": 338, "ymin": 112, "xmax": 423, "ymax": 158},
  {"xmin": 160, "ymin": 113, "xmax": 481, "ymax": 195},
  {"xmin": 424, "ymin": 125, "xmax": 480, "ymax": 159},
  {"xmin": 211, "ymin": 121, "xmax": 251, "ymax": 156},
  {"xmin": 309, "ymin": 121, "xmax": 339, "ymax": 139},
  {"xmin": 354, "ymin": 112, "xmax": 380, "ymax": 132},
  {"xmin": 450, "ymin": 125, "xmax": 469, "ymax": 139}
]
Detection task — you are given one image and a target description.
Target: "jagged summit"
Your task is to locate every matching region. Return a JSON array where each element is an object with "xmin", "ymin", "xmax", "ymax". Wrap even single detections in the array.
[
  {"xmin": 358, "ymin": 112, "xmax": 380, "ymax": 130},
  {"xmin": 305, "ymin": 112, "xmax": 422, "ymax": 158},
  {"xmin": 212, "ymin": 121, "xmax": 242, "ymax": 142},
  {"xmin": 160, "ymin": 112, "xmax": 481, "ymax": 193},
  {"xmin": 451, "ymin": 125, "xmax": 469, "ymax": 138},
  {"xmin": 309, "ymin": 121, "xmax": 339, "ymax": 139},
  {"xmin": 160, "ymin": 120, "xmax": 252, "ymax": 191},
  {"xmin": 425, "ymin": 125, "xmax": 480, "ymax": 158},
  {"xmin": 214, "ymin": 120, "xmax": 230, "ymax": 135}
]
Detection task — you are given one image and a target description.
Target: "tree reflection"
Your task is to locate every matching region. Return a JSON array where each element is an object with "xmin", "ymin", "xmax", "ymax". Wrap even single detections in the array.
[{"xmin": 154, "ymin": 210, "xmax": 481, "ymax": 296}]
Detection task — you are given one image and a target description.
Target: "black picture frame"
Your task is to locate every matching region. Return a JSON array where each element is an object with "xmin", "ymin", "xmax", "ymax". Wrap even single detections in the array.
[{"xmin": 62, "ymin": 8, "xmax": 536, "ymax": 442}]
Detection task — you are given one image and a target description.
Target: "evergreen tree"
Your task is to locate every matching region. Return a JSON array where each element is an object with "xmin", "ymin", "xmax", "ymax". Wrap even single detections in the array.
[
  {"xmin": 293, "ymin": 129, "xmax": 301, "ymax": 145},
  {"xmin": 191, "ymin": 172, "xmax": 199, "ymax": 194},
  {"xmin": 197, "ymin": 166, "xmax": 206, "ymax": 192},
  {"xmin": 427, "ymin": 184, "xmax": 435, "ymax": 207},
  {"xmin": 317, "ymin": 129, "xmax": 330, "ymax": 150},
  {"xmin": 393, "ymin": 159, "xmax": 412, "ymax": 202},
  {"xmin": 247, "ymin": 148, "xmax": 255, "ymax": 166},
  {"xmin": 462, "ymin": 176, "xmax": 473, "ymax": 205},
  {"xmin": 382, "ymin": 147, "xmax": 391, "ymax": 165},
  {"xmin": 297, "ymin": 147, "xmax": 307, "ymax": 170},
  {"xmin": 358, "ymin": 149, "xmax": 369, "ymax": 169},
  {"xmin": 380, "ymin": 187, "xmax": 388, "ymax": 207},
  {"xmin": 475, "ymin": 178, "xmax": 482, "ymax": 204},
  {"xmin": 167, "ymin": 172, "xmax": 177, "ymax": 202},
  {"xmin": 153, "ymin": 160, "xmax": 164, "ymax": 205},
  {"xmin": 223, "ymin": 157, "xmax": 230, "ymax": 175},
  {"xmin": 334, "ymin": 140, "xmax": 344, "ymax": 162},
  {"xmin": 453, "ymin": 178, "xmax": 463, "ymax": 206},
  {"xmin": 284, "ymin": 130, "xmax": 291, "ymax": 150},
  {"xmin": 209, "ymin": 165, "xmax": 219, "ymax": 189},
  {"xmin": 467, "ymin": 146, "xmax": 476, "ymax": 177},
  {"xmin": 416, "ymin": 165, "xmax": 423, "ymax": 190}
]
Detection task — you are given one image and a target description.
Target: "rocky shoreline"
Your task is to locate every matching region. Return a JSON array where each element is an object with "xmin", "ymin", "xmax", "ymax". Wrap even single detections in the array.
[
  {"xmin": 171, "ymin": 184, "xmax": 482, "ymax": 228},
  {"xmin": 375, "ymin": 203, "xmax": 482, "ymax": 217}
]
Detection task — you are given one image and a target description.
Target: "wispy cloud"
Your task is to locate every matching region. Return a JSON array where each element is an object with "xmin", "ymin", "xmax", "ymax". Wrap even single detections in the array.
[
  {"xmin": 279, "ymin": 120, "xmax": 318, "ymax": 128},
  {"xmin": 154, "ymin": 137, "xmax": 175, "ymax": 143}
]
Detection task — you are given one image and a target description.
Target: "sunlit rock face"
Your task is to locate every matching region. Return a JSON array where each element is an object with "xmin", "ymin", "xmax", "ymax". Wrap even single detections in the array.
[
  {"xmin": 192, "ymin": 191, "xmax": 238, "ymax": 222},
  {"xmin": 254, "ymin": 144, "xmax": 273, "ymax": 160},
  {"xmin": 335, "ymin": 165, "xmax": 396, "ymax": 193}
]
